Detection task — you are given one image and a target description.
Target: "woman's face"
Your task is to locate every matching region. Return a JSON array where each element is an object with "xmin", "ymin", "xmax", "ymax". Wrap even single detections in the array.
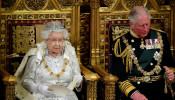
[{"xmin": 46, "ymin": 32, "xmax": 64, "ymax": 55}]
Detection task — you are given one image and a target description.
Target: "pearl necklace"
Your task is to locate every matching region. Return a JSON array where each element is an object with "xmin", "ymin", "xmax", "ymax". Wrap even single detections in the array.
[
  {"xmin": 42, "ymin": 58, "xmax": 68, "ymax": 78},
  {"xmin": 122, "ymin": 32, "xmax": 163, "ymax": 76}
]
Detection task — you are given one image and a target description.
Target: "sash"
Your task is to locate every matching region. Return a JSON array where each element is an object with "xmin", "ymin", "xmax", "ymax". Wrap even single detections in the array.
[{"xmin": 133, "ymin": 30, "xmax": 158, "ymax": 74}]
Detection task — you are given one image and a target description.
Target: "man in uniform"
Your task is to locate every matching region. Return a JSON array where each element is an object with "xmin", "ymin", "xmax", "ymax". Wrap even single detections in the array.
[{"xmin": 110, "ymin": 6, "xmax": 175, "ymax": 100}]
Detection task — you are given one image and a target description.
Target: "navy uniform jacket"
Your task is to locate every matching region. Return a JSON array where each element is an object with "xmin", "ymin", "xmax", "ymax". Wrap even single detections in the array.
[{"xmin": 110, "ymin": 28, "xmax": 175, "ymax": 100}]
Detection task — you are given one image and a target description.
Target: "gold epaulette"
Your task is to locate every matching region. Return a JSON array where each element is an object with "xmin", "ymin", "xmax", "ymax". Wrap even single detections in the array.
[
  {"xmin": 119, "ymin": 80, "xmax": 136, "ymax": 97},
  {"xmin": 113, "ymin": 32, "xmax": 131, "ymax": 73},
  {"xmin": 151, "ymin": 27, "xmax": 166, "ymax": 33},
  {"xmin": 113, "ymin": 31, "xmax": 129, "ymax": 41},
  {"xmin": 169, "ymin": 67, "xmax": 175, "ymax": 73}
]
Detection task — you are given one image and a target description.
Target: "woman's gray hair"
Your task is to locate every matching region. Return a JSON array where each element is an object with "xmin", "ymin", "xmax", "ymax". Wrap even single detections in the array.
[
  {"xmin": 128, "ymin": 6, "xmax": 152, "ymax": 25},
  {"xmin": 41, "ymin": 21, "xmax": 69, "ymax": 40}
]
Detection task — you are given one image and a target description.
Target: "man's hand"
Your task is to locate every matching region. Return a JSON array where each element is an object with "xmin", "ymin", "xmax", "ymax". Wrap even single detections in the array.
[
  {"xmin": 131, "ymin": 92, "xmax": 148, "ymax": 100},
  {"xmin": 164, "ymin": 66, "xmax": 174, "ymax": 82}
]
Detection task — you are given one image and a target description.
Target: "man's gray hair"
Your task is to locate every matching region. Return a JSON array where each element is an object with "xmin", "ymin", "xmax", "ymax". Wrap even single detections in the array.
[
  {"xmin": 128, "ymin": 6, "xmax": 152, "ymax": 25},
  {"xmin": 41, "ymin": 21, "xmax": 69, "ymax": 40}
]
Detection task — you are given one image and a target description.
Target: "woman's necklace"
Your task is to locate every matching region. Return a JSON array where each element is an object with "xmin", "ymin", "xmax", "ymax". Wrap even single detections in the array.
[
  {"xmin": 42, "ymin": 58, "xmax": 68, "ymax": 78},
  {"xmin": 122, "ymin": 32, "xmax": 163, "ymax": 81}
]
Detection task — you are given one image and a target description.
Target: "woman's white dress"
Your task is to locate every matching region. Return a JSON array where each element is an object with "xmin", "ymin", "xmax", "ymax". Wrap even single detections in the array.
[{"xmin": 14, "ymin": 41, "xmax": 82, "ymax": 100}]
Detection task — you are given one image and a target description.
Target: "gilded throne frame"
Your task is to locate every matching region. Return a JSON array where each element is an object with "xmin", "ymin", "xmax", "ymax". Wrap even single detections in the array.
[{"xmin": 0, "ymin": 0, "xmax": 100, "ymax": 100}]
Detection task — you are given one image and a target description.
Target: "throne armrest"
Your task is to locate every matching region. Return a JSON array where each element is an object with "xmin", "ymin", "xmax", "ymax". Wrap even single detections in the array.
[
  {"xmin": 92, "ymin": 66, "xmax": 118, "ymax": 100},
  {"xmin": 80, "ymin": 64, "xmax": 100, "ymax": 100},
  {"xmin": 0, "ymin": 67, "xmax": 18, "ymax": 100}
]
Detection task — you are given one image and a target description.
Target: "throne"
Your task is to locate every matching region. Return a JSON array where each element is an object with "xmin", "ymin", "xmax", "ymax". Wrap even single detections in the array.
[
  {"xmin": 0, "ymin": 23, "xmax": 100, "ymax": 100},
  {"xmin": 90, "ymin": 0, "xmax": 175, "ymax": 99},
  {"xmin": 0, "ymin": 20, "xmax": 100, "ymax": 100},
  {"xmin": 0, "ymin": 0, "xmax": 101, "ymax": 99}
]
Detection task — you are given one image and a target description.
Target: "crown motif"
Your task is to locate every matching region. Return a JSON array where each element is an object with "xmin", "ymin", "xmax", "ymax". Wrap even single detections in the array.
[{"xmin": 44, "ymin": 21, "xmax": 64, "ymax": 30}]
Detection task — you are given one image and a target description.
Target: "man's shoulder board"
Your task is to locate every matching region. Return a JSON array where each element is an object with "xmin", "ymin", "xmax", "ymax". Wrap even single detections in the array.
[
  {"xmin": 151, "ymin": 27, "xmax": 166, "ymax": 33},
  {"xmin": 113, "ymin": 31, "xmax": 129, "ymax": 41}
]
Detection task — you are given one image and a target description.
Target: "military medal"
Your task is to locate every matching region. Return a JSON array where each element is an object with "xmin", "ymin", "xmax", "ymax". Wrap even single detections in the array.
[
  {"xmin": 155, "ymin": 39, "xmax": 161, "ymax": 49},
  {"xmin": 150, "ymin": 40, "xmax": 153, "ymax": 49},
  {"xmin": 145, "ymin": 45, "xmax": 150, "ymax": 50},
  {"xmin": 154, "ymin": 51, "xmax": 161, "ymax": 61},
  {"xmin": 140, "ymin": 38, "xmax": 145, "ymax": 49},
  {"xmin": 146, "ymin": 39, "xmax": 162, "ymax": 49},
  {"xmin": 145, "ymin": 39, "xmax": 151, "ymax": 49}
]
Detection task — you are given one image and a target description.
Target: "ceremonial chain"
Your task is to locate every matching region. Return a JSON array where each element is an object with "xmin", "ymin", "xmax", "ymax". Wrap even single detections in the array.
[
  {"xmin": 42, "ymin": 58, "xmax": 68, "ymax": 78},
  {"xmin": 122, "ymin": 32, "xmax": 163, "ymax": 76}
]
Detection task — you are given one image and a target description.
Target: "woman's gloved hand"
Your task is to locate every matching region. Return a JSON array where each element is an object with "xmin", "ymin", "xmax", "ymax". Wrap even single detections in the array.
[
  {"xmin": 37, "ymin": 85, "xmax": 58, "ymax": 97},
  {"xmin": 73, "ymin": 75, "xmax": 83, "ymax": 87}
]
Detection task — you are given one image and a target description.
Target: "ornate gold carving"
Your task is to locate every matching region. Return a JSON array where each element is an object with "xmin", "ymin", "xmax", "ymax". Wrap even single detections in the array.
[
  {"xmin": 3, "ymin": 75, "xmax": 17, "ymax": 100},
  {"xmin": 121, "ymin": 0, "xmax": 147, "ymax": 11},
  {"xmin": 94, "ymin": 67, "xmax": 118, "ymax": 99},
  {"xmin": 103, "ymin": 0, "xmax": 114, "ymax": 7},
  {"xmin": 57, "ymin": 0, "xmax": 67, "ymax": 6},
  {"xmin": 116, "ymin": 2, "xmax": 126, "ymax": 11},
  {"xmin": 4, "ymin": 84, "xmax": 16, "ymax": 100},
  {"xmin": 80, "ymin": 64, "xmax": 99, "ymax": 100},
  {"xmin": 87, "ymin": 80, "xmax": 98, "ymax": 99},
  {"xmin": 80, "ymin": 14, "xmax": 90, "ymax": 66},
  {"xmin": 3, "ymin": 75, "xmax": 18, "ymax": 83},
  {"xmin": 160, "ymin": 5, "xmax": 171, "ymax": 10},
  {"xmin": 105, "ymin": 82, "xmax": 116, "ymax": 100},
  {"xmin": 146, "ymin": 0, "xmax": 156, "ymax": 10},
  {"xmin": 57, "ymin": 0, "xmax": 73, "ymax": 6},
  {"xmin": 69, "ymin": 0, "xmax": 82, "ymax": 6},
  {"xmin": 99, "ymin": 7, "xmax": 111, "ymax": 13},
  {"xmin": 16, "ymin": 0, "xmax": 26, "ymax": 11},
  {"xmin": 44, "ymin": 0, "xmax": 55, "ymax": 10},
  {"xmin": 23, "ymin": 0, "xmax": 48, "ymax": 10},
  {"xmin": 90, "ymin": 0, "xmax": 100, "ymax": 9},
  {"xmin": 1, "ymin": 0, "xmax": 16, "ymax": 11},
  {"xmin": 12, "ymin": 25, "xmax": 35, "ymax": 53}
]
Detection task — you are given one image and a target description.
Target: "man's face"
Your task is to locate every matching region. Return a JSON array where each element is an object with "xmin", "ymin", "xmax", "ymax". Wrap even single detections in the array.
[{"xmin": 130, "ymin": 14, "xmax": 150, "ymax": 38}]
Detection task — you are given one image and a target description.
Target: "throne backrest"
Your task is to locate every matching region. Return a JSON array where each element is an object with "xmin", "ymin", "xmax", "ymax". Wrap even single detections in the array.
[{"xmin": 5, "ymin": 20, "xmax": 65, "ymax": 74}]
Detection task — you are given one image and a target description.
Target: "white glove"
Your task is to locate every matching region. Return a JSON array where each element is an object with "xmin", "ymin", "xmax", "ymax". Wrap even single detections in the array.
[
  {"xmin": 73, "ymin": 75, "xmax": 83, "ymax": 87},
  {"xmin": 37, "ymin": 85, "xmax": 58, "ymax": 97}
]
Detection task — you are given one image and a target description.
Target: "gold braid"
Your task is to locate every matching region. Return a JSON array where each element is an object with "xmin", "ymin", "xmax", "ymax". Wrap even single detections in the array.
[{"xmin": 114, "ymin": 38, "xmax": 132, "ymax": 73}]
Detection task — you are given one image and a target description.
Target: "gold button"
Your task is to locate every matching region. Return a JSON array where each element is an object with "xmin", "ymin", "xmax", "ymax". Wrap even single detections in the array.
[
  {"xmin": 137, "ymin": 82, "xmax": 140, "ymax": 84},
  {"xmin": 131, "ymin": 39, "xmax": 134, "ymax": 42}
]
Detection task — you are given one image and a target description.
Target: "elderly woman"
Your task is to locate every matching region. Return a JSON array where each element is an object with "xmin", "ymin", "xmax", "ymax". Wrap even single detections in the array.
[{"xmin": 14, "ymin": 21, "xmax": 83, "ymax": 100}]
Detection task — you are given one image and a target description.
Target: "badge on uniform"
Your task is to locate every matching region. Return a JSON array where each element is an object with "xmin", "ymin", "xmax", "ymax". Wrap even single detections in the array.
[
  {"xmin": 145, "ymin": 39, "xmax": 161, "ymax": 49},
  {"xmin": 153, "ymin": 51, "xmax": 162, "ymax": 61}
]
